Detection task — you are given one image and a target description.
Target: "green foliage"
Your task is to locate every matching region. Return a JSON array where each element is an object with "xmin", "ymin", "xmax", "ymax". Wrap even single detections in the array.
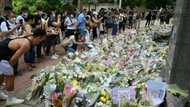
[
  {"xmin": 11, "ymin": 0, "xmax": 176, "ymax": 14},
  {"xmin": 168, "ymin": 84, "xmax": 189, "ymax": 97},
  {"xmin": 121, "ymin": 0, "xmax": 176, "ymax": 9},
  {"xmin": 12, "ymin": 0, "xmax": 74, "ymax": 14},
  {"xmin": 82, "ymin": 0, "xmax": 92, "ymax": 4}
]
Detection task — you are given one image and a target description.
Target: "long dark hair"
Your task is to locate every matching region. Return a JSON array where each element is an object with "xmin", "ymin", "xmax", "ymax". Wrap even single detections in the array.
[{"xmin": 32, "ymin": 27, "xmax": 46, "ymax": 38}]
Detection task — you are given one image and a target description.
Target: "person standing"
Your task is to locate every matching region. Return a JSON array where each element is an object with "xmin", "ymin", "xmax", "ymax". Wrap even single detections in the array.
[
  {"xmin": 136, "ymin": 11, "xmax": 141, "ymax": 29},
  {"xmin": 151, "ymin": 10, "xmax": 157, "ymax": 25},
  {"xmin": 77, "ymin": 8, "xmax": 87, "ymax": 38},
  {"xmin": 128, "ymin": 11, "xmax": 133, "ymax": 29},
  {"xmin": 91, "ymin": 12, "xmax": 102, "ymax": 40},
  {"xmin": 119, "ymin": 11, "xmax": 125, "ymax": 33},
  {"xmin": 159, "ymin": 9, "xmax": 165, "ymax": 25},
  {"xmin": 133, "ymin": 11, "xmax": 137, "ymax": 29},
  {"xmin": 112, "ymin": 15, "xmax": 118, "ymax": 37},
  {"xmin": 23, "ymin": 15, "xmax": 36, "ymax": 71},
  {"xmin": 34, "ymin": 8, "xmax": 44, "ymax": 59},
  {"xmin": 44, "ymin": 10, "xmax": 61, "ymax": 57},
  {"xmin": 64, "ymin": 11, "xmax": 78, "ymax": 38},
  {"xmin": 16, "ymin": 7, "xmax": 29, "ymax": 36},
  {"xmin": 0, "ymin": 6, "xmax": 20, "ymax": 40},
  {"xmin": 0, "ymin": 28, "xmax": 46, "ymax": 106},
  {"xmin": 145, "ymin": 11, "xmax": 152, "ymax": 27},
  {"xmin": 165, "ymin": 9, "xmax": 172, "ymax": 24},
  {"xmin": 105, "ymin": 12, "xmax": 113, "ymax": 36}
]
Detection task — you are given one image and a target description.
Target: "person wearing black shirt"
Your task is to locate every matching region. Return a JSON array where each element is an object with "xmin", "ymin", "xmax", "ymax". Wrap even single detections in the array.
[{"xmin": 145, "ymin": 11, "xmax": 152, "ymax": 27}]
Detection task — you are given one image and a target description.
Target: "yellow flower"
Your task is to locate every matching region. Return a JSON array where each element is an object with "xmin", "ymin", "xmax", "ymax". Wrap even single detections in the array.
[
  {"xmin": 71, "ymin": 80, "xmax": 80, "ymax": 88},
  {"xmin": 101, "ymin": 90, "xmax": 107, "ymax": 96},
  {"xmin": 100, "ymin": 90, "xmax": 110, "ymax": 101},
  {"xmin": 100, "ymin": 96, "xmax": 107, "ymax": 103}
]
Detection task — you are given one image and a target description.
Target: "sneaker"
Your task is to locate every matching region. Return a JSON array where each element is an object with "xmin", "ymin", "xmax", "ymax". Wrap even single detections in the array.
[
  {"xmin": 0, "ymin": 85, "xmax": 4, "ymax": 90},
  {"xmin": 51, "ymin": 54, "xmax": 59, "ymax": 60},
  {"xmin": 0, "ymin": 91, "xmax": 8, "ymax": 100},
  {"xmin": 6, "ymin": 97, "xmax": 24, "ymax": 106}
]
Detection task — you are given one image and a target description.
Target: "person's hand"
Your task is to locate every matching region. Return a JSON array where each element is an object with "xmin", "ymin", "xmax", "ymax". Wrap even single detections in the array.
[
  {"xmin": 44, "ymin": 18, "xmax": 49, "ymax": 31},
  {"xmin": 16, "ymin": 23, "xmax": 23, "ymax": 28},
  {"xmin": 57, "ymin": 15, "xmax": 61, "ymax": 27},
  {"xmin": 58, "ymin": 14, "xmax": 61, "ymax": 19},
  {"xmin": 70, "ymin": 36, "xmax": 75, "ymax": 40}
]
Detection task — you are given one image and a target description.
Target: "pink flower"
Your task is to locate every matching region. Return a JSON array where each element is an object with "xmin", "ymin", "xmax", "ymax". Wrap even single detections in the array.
[
  {"xmin": 104, "ymin": 58, "xmax": 113, "ymax": 66},
  {"xmin": 64, "ymin": 84, "xmax": 76, "ymax": 97}
]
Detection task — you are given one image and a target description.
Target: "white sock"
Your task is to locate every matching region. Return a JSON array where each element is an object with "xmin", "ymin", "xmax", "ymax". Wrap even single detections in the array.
[
  {"xmin": 6, "ymin": 91, "xmax": 15, "ymax": 99},
  {"xmin": 0, "ymin": 83, "xmax": 5, "ymax": 90}
]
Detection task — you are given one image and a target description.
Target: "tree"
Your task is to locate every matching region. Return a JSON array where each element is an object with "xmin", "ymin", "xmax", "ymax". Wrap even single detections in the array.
[
  {"xmin": 121, "ymin": 0, "xmax": 176, "ymax": 9},
  {"xmin": 12, "ymin": 0, "xmax": 71, "ymax": 14}
]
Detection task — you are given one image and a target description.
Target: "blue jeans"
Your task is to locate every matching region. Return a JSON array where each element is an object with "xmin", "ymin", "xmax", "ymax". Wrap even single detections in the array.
[
  {"xmin": 79, "ymin": 28, "xmax": 86, "ymax": 37},
  {"xmin": 24, "ymin": 46, "xmax": 35, "ymax": 63}
]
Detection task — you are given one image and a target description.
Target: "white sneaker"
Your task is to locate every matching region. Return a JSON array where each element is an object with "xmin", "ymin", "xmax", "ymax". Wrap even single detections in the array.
[
  {"xmin": 6, "ymin": 97, "xmax": 24, "ymax": 106},
  {"xmin": 0, "ymin": 91, "xmax": 8, "ymax": 100},
  {"xmin": 51, "ymin": 54, "xmax": 59, "ymax": 60}
]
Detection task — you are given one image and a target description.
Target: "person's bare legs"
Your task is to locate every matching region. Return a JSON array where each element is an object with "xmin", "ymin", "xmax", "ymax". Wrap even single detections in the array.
[
  {"xmin": 0, "ymin": 75, "xmax": 14, "ymax": 100},
  {"xmin": 5, "ymin": 75, "xmax": 15, "ymax": 92},
  {"xmin": 0, "ymin": 74, "xmax": 8, "ymax": 100},
  {"xmin": 5, "ymin": 75, "xmax": 24, "ymax": 105}
]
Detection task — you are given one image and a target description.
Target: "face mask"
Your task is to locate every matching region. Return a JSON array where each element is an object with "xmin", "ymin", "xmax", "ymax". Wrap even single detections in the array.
[
  {"xmin": 23, "ymin": 12, "xmax": 28, "ymax": 18},
  {"xmin": 39, "ymin": 11, "xmax": 43, "ymax": 15},
  {"xmin": 52, "ymin": 13, "xmax": 56, "ymax": 17},
  {"xmin": 71, "ymin": 14, "xmax": 74, "ymax": 18},
  {"xmin": 10, "ymin": 18, "xmax": 16, "ymax": 23}
]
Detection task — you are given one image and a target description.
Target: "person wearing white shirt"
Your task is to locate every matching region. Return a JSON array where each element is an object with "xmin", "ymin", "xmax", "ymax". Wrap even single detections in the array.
[
  {"xmin": 0, "ymin": 7, "xmax": 19, "ymax": 40},
  {"xmin": 16, "ymin": 7, "xmax": 29, "ymax": 36},
  {"xmin": 0, "ymin": 6, "xmax": 13, "ymax": 32},
  {"xmin": 64, "ymin": 11, "xmax": 78, "ymax": 38}
]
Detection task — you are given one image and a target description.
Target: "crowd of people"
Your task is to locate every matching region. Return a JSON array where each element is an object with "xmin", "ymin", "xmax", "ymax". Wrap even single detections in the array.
[{"xmin": 0, "ymin": 5, "xmax": 173, "ymax": 106}]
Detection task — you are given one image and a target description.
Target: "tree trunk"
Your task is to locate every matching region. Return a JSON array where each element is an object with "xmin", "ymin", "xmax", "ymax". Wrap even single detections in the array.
[
  {"xmin": 0, "ymin": 0, "xmax": 5, "ymax": 15},
  {"xmin": 78, "ymin": 0, "xmax": 81, "ymax": 9},
  {"xmin": 169, "ymin": 0, "xmax": 190, "ymax": 90},
  {"xmin": 119, "ymin": 0, "xmax": 122, "ymax": 8},
  {"xmin": 0, "ymin": 0, "xmax": 12, "ymax": 15}
]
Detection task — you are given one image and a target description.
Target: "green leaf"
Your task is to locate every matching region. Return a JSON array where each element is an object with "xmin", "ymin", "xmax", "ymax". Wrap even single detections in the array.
[{"xmin": 168, "ymin": 84, "xmax": 189, "ymax": 97}]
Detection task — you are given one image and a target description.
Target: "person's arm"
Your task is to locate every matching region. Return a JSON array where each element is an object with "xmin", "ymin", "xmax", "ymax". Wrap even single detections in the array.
[
  {"xmin": 64, "ymin": 17, "xmax": 68, "ymax": 27},
  {"xmin": 9, "ymin": 43, "xmax": 30, "ymax": 65},
  {"xmin": 73, "ymin": 19, "xmax": 78, "ymax": 28},
  {"xmin": 0, "ymin": 32, "xmax": 7, "ymax": 37},
  {"xmin": 44, "ymin": 18, "xmax": 49, "ymax": 31},
  {"xmin": 0, "ymin": 24, "xmax": 21, "ymax": 37},
  {"xmin": 98, "ymin": 17, "xmax": 103, "ymax": 22},
  {"xmin": 56, "ymin": 14, "xmax": 61, "ymax": 28},
  {"xmin": 9, "ymin": 24, "xmax": 22, "ymax": 34},
  {"xmin": 92, "ymin": 17, "xmax": 99, "ymax": 23},
  {"xmin": 51, "ymin": 15, "xmax": 61, "ymax": 28},
  {"xmin": 75, "ymin": 41, "xmax": 84, "ymax": 45},
  {"xmin": 71, "ymin": 37, "xmax": 84, "ymax": 45}
]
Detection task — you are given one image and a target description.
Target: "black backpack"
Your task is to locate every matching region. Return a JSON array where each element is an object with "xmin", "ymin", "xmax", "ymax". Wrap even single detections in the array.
[{"xmin": 0, "ymin": 16, "xmax": 10, "ymax": 32}]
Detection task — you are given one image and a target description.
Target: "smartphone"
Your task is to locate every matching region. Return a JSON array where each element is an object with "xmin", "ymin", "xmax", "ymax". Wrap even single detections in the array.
[{"xmin": 19, "ymin": 19, "xmax": 23, "ymax": 25}]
